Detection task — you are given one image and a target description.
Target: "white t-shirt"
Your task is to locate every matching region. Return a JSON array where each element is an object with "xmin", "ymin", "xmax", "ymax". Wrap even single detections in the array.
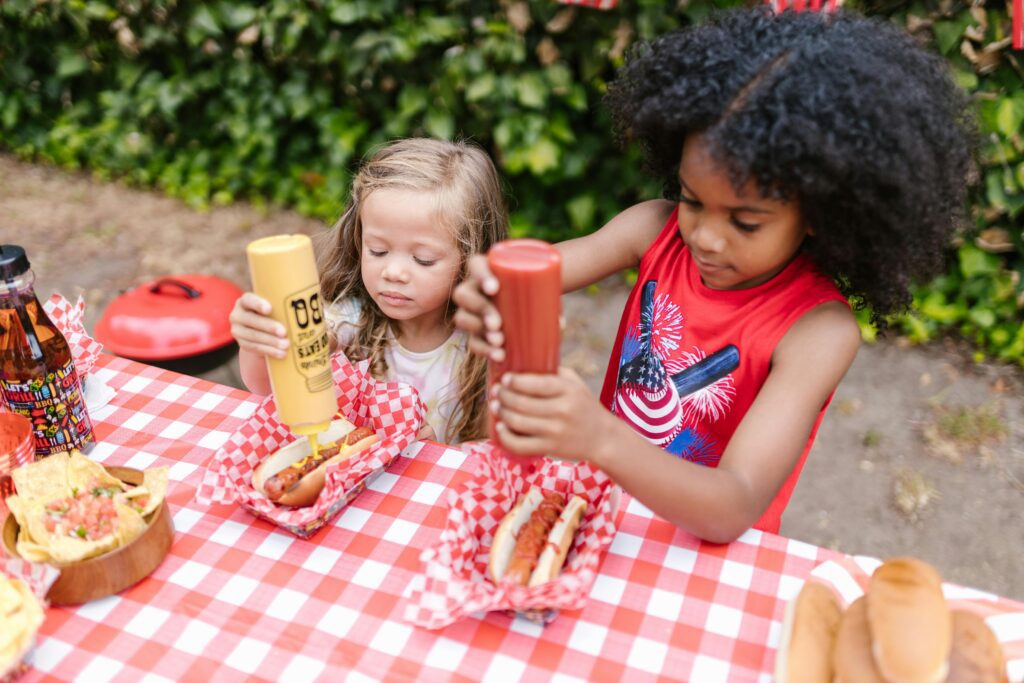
[{"xmin": 323, "ymin": 299, "xmax": 467, "ymax": 444}]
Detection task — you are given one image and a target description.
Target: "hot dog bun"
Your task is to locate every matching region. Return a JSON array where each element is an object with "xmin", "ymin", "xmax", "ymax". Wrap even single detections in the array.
[
  {"xmin": 488, "ymin": 488, "xmax": 586, "ymax": 587},
  {"xmin": 251, "ymin": 418, "xmax": 379, "ymax": 507},
  {"xmin": 867, "ymin": 557, "xmax": 951, "ymax": 683},
  {"xmin": 833, "ymin": 597, "xmax": 887, "ymax": 683},
  {"xmin": 774, "ymin": 581, "xmax": 842, "ymax": 683},
  {"xmin": 946, "ymin": 610, "xmax": 1007, "ymax": 683}
]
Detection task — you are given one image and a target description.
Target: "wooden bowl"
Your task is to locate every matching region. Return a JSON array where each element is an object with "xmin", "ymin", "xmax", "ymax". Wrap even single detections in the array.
[{"xmin": 2, "ymin": 465, "xmax": 175, "ymax": 606}]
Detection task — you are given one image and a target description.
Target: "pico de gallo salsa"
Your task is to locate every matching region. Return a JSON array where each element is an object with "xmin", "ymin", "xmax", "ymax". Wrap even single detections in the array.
[{"xmin": 40, "ymin": 479, "xmax": 147, "ymax": 541}]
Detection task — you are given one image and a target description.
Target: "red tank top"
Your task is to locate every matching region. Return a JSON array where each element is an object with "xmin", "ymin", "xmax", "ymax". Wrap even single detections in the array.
[{"xmin": 599, "ymin": 210, "xmax": 848, "ymax": 534}]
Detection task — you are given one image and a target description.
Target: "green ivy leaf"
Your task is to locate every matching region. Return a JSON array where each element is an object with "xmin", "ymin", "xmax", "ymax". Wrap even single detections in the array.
[
  {"xmin": 919, "ymin": 291, "xmax": 965, "ymax": 323},
  {"xmin": 191, "ymin": 6, "xmax": 223, "ymax": 36},
  {"xmin": 424, "ymin": 109, "xmax": 454, "ymax": 140},
  {"xmin": 932, "ymin": 17, "xmax": 969, "ymax": 55},
  {"xmin": 951, "ymin": 67, "xmax": 978, "ymax": 91},
  {"xmin": 220, "ymin": 4, "xmax": 258, "ymax": 29},
  {"xmin": 985, "ymin": 170, "xmax": 1008, "ymax": 210},
  {"xmin": 958, "ymin": 244, "xmax": 999, "ymax": 279},
  {"xmin": 995, "ymin": 96, "xmax": 1024, "ymax": 139},
  {"xmin": 566, "ymin": 194, "xmax": 596, "ymax": 231},
  {"xmin": 515, "ymin": 73, "xmax": 548, "ymax": 109},
  {"xmin": 57, "ymin": 53, "xmax": 88, "ymax": 79},
  {"xmin": 967, "ymin": 307, "xmax": 996, "ymax": 328},
  {"xmin": 466, "ymin": 74, "xmax": 496, "ymax": 102},
  {"xmin": 525, "ymin": 137, "xmax": 559, "ymax": 175}
]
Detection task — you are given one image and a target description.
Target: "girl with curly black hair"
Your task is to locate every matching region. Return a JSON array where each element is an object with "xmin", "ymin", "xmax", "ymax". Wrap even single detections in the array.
[{"xmin": 453, "ymin": 7, "xmax": 974, "ymax": 542}]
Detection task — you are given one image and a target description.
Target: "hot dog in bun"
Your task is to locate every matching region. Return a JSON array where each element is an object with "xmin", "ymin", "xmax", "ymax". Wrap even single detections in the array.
[
  {"xmin": 251, "ymin": 418, "xmax": 378, "ymax": 507},
  {"xmin": 488, "ymin": 487, "xmax": 587, "ymax": 587}
]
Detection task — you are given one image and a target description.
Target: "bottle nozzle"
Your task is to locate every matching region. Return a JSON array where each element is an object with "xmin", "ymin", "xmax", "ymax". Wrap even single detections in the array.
[{"xmin": 289, "ymin": 421, "xmax": 330, "ymax": 437}]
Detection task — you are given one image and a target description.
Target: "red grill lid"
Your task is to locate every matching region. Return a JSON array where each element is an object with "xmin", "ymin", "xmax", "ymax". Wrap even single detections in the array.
[{"xmin": 95, "ymin": 274, "xmax": 243, "ymax": 360}]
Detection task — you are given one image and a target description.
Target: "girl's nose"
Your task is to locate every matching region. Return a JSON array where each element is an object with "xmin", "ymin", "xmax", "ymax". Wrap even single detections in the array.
[
  {"xmin": 692, "ymin": 220, "xmax": 727, "ymax": 254},
  {"xmin": 382, "ymin": 258, "xmax": 409, "ymax": 283}
]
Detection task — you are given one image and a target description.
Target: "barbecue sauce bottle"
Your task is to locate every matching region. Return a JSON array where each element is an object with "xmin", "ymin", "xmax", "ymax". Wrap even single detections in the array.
[{"xmin": 0, "ymin": 244, "xmax": 94, "ymax": 456}]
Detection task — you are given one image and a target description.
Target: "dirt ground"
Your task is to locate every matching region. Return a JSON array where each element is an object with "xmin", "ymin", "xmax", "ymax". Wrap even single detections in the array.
[{"xmin": 3, "ymin": 154, "xmax": 1022, "ymax": 601}]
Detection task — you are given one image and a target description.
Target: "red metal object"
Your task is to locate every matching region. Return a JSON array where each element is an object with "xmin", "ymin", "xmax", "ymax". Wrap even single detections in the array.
[
  {"xmin": 1014, "ymin": 0, "xmax": 1022, "ymax": 50},
  {"xmin": 95, "ymin": 274, "xmax": 243, "ymax": 361}
]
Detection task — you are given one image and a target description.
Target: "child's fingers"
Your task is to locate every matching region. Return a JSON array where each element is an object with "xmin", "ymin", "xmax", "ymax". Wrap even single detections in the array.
[
  {"xmin": 230, "ymin": 307, "xmax": 287, "ymax": 338},
  {"xmin": 494, "ymin": 421, "xmax": 552, "ymax": 455},
  {"xmin": 452, "ymin": 282, "xmax": 503, "ymax": 333},
  {"xmin": 466, "ymin": 254, "xmax": 500, "ymax": 296},
  {"xmin": 237, "ymin": 292, "xmax": 273, "ymax": 316},
  {"xmin": 231, "ymin": 329, "xmax": 288, "ymax": 359},
  {"xmin": 466, "ymin": 335, "xmax": 506, "ymax": 363},
  {"xmin": 496, "ymin": 407, "xmax": 553, "ymax": 438},
  {"xmin": 500, "ymin": 372, "xmax": 568, "ymax": 398}
]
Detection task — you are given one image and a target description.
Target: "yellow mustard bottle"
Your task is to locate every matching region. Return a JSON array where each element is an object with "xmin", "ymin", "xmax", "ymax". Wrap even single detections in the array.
[{"xmin": 246, "ymin": 235, "xmax": 336, "ymax": 444}]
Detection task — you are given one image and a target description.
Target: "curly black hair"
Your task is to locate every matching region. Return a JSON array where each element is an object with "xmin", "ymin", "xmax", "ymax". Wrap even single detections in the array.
[{"xmin": 605, "ymin": 7, "xmax": 976, "ymax": 318}]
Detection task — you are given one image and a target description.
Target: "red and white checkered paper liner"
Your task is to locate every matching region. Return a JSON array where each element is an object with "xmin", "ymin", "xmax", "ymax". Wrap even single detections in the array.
[
  {"xmin": 195, "ymin": 354, "xmax": 425, "ymax": 538},
  {"xmin": 405, "ymin": 442, "xmax": 620, "ymax": 629},
  {"xmin": 42, "ymin": 294, "xmax": 103, "ymax": 378},
  {"xmin": 806, "ymin": 555, "xmax": 1024, "ymax": 678},
  {"xmin": 0, "ymin": 557, "xmax": 59, "ymax": 682}
]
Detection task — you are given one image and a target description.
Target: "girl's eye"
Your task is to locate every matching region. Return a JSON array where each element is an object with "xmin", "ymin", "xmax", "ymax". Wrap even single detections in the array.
[
  {"xmin": 731, "ymin": 218, "xmax": 759, "ymax": 233},
  {"xmin": 368, "ymin": 249, "xmax": 387, "ymax": 257},
  {"xmin": 414, "ymin": 257, "xmax": 437, "ymax": 267},
  {"xmin": 678, "ymin": 195, "xmax": 701, "ymax": 209}
]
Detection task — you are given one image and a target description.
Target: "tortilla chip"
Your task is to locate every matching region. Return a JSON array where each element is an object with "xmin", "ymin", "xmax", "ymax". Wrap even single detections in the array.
[
  {"xmin": 0, "ymin": 576, "xmax": 44, "ymax": 674},
  {"xmin": 5, "ymin": 496, "xmax": 30, "ymax": 537},
  {"xmin": 123, "ymin": 467, "xmax": 168, "ymax": 517},
  {"xmin": 45, "ymin": 529, "xmax": 122, "ymax": 564},
  {"xmin": 116, "ymin": 504, "xmax": 148, "ymax": 546},
  {"xmin": 67, "ymin": 450, "xmax": 125, "ymax": 492},
  {"xmin": 10, "ymin": 452, "xmax": 73, "ymax": 502},
  {"xmin": 13, "ymin": 535, "xmax": 52, "ymax": 564}
]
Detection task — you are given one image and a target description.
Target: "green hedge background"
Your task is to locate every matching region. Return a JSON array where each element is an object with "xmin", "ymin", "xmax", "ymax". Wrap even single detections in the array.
[{"xmin": 1, "ymin": 0, "xmax": 1022, "ymax": 364}]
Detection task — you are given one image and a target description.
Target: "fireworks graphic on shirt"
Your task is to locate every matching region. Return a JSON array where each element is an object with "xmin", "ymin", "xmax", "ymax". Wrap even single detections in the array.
[
  {"xmin": 677, "ymin": 347, "xmax": 736, "ymax": 423},
  {"xmin": 614, "ymin": 281, "xmax": 685, "ymax": 447},
  {"xmin": 647, "ymin": 293, "xmax": 683, "ymax": 361},
  {"xmin": 666, "ymin": 426, "xmax": 720, "ymax": 466}
]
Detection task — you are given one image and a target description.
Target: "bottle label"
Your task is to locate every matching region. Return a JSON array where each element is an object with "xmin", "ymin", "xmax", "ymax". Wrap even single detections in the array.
[
  {"xmin": 283, "ymin": 284, "xmax": 332, "ymax": 392},
  {"xmin": 0, "ymin": 357, "xmax": 94, "ymax": 456}
]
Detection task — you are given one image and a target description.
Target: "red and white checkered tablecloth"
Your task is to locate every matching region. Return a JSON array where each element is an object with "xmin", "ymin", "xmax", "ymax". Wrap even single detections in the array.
[{"xmin": 9, "ymin": 355, "xmax": 1023, "ymax": 682}]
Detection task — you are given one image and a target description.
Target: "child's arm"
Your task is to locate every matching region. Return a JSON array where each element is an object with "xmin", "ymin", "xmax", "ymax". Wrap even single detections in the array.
[
  {"xmin": 453, "ymin": 199, "xmax": 673, "ymax": 361},
  {"xmin": 492, "ymin": 300, "xmax": 860, "ymax": 543}
]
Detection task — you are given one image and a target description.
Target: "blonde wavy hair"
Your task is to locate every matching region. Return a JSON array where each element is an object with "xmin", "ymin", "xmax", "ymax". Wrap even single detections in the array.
[{"xmin": 317, "ymin": 138, "xmax": 508, "ymax": 443}]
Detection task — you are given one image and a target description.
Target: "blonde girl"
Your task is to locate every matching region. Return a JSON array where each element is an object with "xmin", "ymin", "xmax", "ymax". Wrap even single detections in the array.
[{"xmin": 231, "ymin": 138, "xmax": 508, "ymax": 443}]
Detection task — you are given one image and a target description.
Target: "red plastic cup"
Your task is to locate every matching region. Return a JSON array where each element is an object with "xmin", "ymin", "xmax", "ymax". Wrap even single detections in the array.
[
  {"xmin": 487, "ymin": 239, "xmax": 562, "ymax": 462},
  {"xmin": 0, "ymin": 411, "xmax": 35, "ymax": 519}
]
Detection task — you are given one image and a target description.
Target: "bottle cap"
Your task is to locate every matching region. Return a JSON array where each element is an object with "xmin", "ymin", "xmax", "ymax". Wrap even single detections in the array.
[{"xmin": 0, "ymin": 245, "xmax": 30, "ymax": 279}]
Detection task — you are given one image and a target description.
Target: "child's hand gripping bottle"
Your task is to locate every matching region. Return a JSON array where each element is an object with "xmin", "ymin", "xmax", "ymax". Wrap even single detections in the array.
[
  {"xmin": 487, "ymin": 239, "xmax": 562, "ymax": 463},
  {"xmin": 246, "ymin": 235, "xmax": 337, "ymax": 453}
]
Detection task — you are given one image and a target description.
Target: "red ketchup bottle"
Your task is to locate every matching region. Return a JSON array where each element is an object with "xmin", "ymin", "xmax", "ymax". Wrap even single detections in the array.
[{"xmin": 487, "ymin": 239, "xmax": 561, "ymax": 461}]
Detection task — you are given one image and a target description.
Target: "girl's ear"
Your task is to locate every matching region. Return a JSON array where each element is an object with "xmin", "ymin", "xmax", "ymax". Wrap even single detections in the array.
[{"xmin": 804, "ymin": 221, "xmax": 815, "ymax": 238}]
